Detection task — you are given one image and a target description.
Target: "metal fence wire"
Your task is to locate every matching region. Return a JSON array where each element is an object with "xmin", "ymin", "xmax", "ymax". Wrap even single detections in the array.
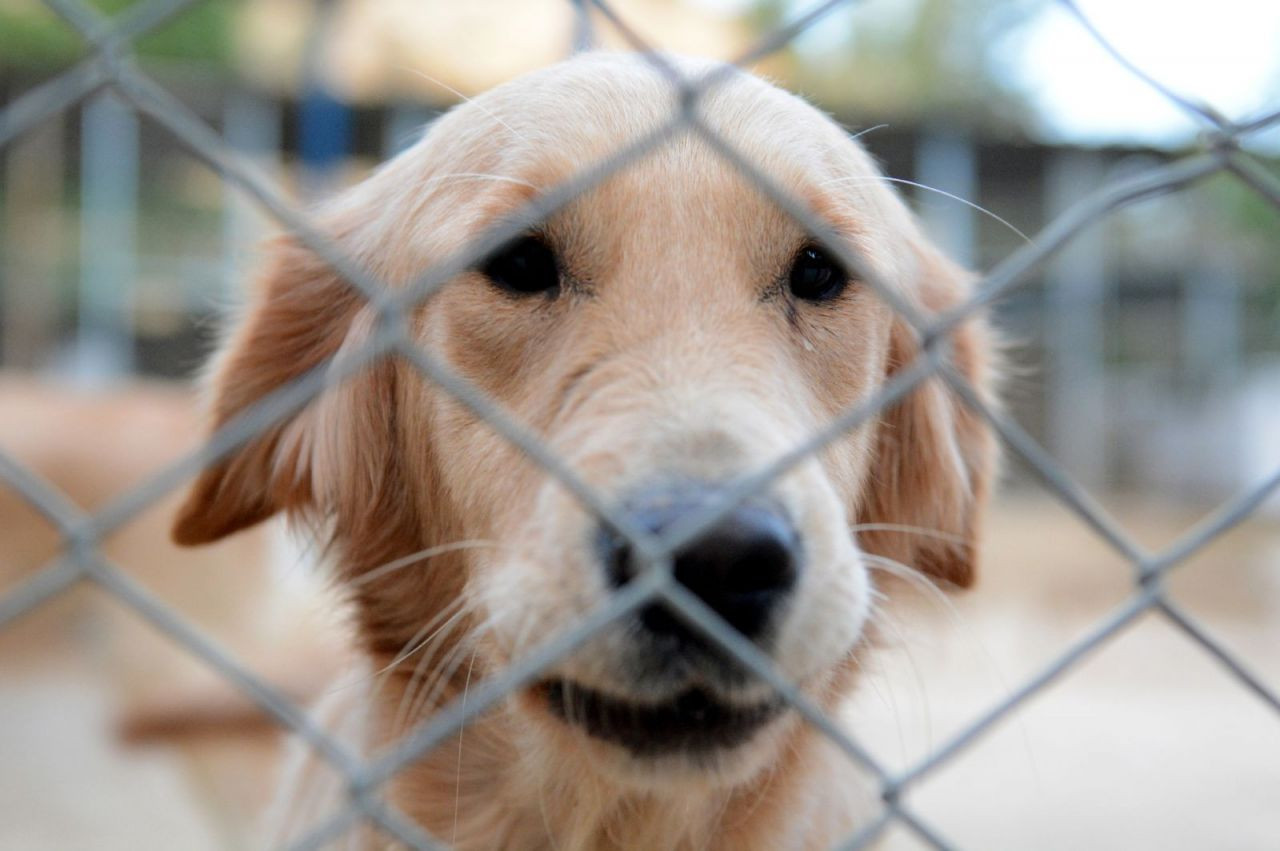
[{"xmin": 2, "ymin": 0, "xmax": 1280, "ymax": 848}]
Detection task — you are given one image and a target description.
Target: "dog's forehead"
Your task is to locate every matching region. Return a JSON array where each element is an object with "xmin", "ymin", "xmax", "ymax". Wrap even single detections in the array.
[
  {"xmin": 380, "ymin": 53, "xmax": 910, "ymax": 278},
  {"xmin": 478, "ymin": 54, "xmax": 856, "ymax": 182}
]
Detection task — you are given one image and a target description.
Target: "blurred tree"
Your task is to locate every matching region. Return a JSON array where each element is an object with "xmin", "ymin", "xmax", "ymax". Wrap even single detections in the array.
[
  {"xmin": 748, "ymin": 0, "xmax": 1043, "ymax": 132},
  {"xmin": 1206, "ymin": 164, "xmax": 1280, "ymax": 311},
  {"xmin": 0, "ymin": 0, "xmax": 236, "ymax": 71}
]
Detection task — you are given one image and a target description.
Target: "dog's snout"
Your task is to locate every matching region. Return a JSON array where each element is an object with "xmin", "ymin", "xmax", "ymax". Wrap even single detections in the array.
[{"xmin": 604, "ymin": 489, "xmax": 801, "ymax": 641}]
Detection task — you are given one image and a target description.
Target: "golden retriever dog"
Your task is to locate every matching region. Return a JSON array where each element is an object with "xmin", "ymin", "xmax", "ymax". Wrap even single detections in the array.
[{"xmin": 172, "ymin": 53, "xmax": 996, "ymax": 850}]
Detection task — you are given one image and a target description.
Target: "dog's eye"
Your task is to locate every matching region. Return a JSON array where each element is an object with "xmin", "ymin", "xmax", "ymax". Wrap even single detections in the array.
[
  {"xmin": 787, "ymin": 244, "xmax": 849, "ymax": 302},
  {"xmin": 481, "ymin": 235, "xmax": 560, "ymax": 296}
]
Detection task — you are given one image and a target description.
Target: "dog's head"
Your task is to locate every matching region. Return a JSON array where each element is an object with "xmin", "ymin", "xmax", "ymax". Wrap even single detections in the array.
[{"xmin": 174, "ymin": 54, "xmax": 995, "ymax": 788}]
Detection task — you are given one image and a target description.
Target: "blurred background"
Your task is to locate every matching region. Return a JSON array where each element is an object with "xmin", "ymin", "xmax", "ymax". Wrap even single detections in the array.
[{"xmin": 0, "ymin": 1, "xmax": 1277, "ymax": 849}]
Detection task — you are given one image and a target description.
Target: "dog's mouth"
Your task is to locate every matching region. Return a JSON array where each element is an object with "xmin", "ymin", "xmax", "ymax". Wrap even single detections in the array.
[{"xmin": 540, "ymin": 680, "xmax": 784, "ymax": 756}]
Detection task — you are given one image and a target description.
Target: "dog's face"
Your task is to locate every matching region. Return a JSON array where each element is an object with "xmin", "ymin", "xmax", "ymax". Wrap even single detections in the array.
[{"xmin": 173, "ymin": 54, "xmax": 994, "ymax": 789}]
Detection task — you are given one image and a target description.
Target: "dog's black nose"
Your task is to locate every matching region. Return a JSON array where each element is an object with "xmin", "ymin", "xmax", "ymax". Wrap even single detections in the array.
[{"xmin": 603, "ymin": 488, "xmax": 801, "ymax": 642}]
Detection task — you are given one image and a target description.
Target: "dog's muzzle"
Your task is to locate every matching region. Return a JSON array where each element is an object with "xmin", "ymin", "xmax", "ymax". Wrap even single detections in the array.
[{"xmin": 540, "ymin": 484, "xmax": 802, "ymax": 753}]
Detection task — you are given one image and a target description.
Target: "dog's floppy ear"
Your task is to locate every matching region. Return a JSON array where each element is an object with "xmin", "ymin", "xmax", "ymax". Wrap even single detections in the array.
[
  {"xmin": 171, "ymin": 234, "xmax": 377, "ymax": 546},
  {"xmin": 859, "ymin": 243, "xmax": 997, "ymax": 589}
]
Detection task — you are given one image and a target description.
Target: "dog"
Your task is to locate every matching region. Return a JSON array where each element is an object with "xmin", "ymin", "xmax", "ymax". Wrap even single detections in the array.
[{"xmin": 172, "ymin": 52, "xmax": 997, "ymax": 850}]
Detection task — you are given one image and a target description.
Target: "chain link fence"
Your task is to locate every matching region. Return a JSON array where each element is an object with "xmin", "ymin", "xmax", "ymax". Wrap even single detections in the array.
[{"xmin": 1, "ymin": 1, "xmax": 1279, "ymax": 848}]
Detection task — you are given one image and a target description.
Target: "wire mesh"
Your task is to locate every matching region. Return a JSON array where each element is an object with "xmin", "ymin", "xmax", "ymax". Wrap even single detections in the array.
[{"xmin": 0, "ymin": 1, "xmax": 1278, "ymax": 848}]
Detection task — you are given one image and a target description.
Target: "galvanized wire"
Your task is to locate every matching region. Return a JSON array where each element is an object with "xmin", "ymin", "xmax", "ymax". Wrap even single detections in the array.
[{"xmin": 0, "ymin": 0, "xmax": 1277, "ymax": 848}]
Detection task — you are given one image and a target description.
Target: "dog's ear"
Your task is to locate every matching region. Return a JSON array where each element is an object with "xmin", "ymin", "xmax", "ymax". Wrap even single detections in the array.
[
  {"xmin": 171, "ymin": 234, "xmax": 383, "ymax": 546},
  {"xmin": 859, "ymin": 244, "xmax": 997, "ymax": 589}
]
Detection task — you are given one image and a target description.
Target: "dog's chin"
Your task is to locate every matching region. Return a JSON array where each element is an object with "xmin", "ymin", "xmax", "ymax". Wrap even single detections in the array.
[{"xmin": 525, "ymin": 679, "xmax": 793, "ymax": 787}]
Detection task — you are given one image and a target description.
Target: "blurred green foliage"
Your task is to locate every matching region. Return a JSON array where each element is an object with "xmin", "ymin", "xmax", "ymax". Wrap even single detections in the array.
[
  {"xmin": 1212, "ymin": 159, "xmax": 1280, "ymax": 303},
  {"xmin": 748, "ymin": 0, "xmax": 1043, "ymax": 130},
  {"xmin": 1216, "ymin": 160, "xmax": 1280, "ymax": 238},
  {"xmin": 0, "ymin": 0, "xmax": 236, "ymax": 70}
]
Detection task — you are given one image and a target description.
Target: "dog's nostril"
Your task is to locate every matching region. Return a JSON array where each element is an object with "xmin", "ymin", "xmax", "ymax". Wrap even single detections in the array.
[{"xmin": 603, "ymin": 490, "xmax": 801, "ymax": 642}]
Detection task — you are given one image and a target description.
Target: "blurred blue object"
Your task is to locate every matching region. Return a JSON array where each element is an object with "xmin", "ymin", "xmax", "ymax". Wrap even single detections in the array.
[{"xmin": 300, "ymin": 88, "xmax": 350, "ymax": 182}]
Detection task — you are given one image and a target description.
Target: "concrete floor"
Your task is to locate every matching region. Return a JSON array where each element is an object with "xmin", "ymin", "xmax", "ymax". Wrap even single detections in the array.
[{"xmin": 867, "ymin": 495, "xmax": 1280, "ymax": 850}]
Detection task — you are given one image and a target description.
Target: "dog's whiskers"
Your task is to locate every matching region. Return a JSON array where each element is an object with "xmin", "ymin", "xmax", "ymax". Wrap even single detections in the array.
[
  {"xmin": 850, "ymin": 522, "xmax": 969, "ymax": 545},
  {"xmin": 350, "ymin": 540, "xmax": 499, "ymax": 589},
  {"xmin": 399, "ymin": 640, "xmax": 484, "ymax": 748},
  {"xmin": 849, "ymin": 122, "xmax": 890, "ymax": 141},
  {"xmin": 372, "ymin": 599, "xmax": 468, "ymax": 686},
  {"xmin": 421, "ymin": 172, "xmax": 543, "ymax": 192},
  {"xmin": 317, "ymin": 599, "xmax": 465, "ymax": 704},
  {"xmin": 820, "ymin": 174, "xmax": 1031, "ymax": 245},
  {"xmin": 863, "ymin": 596, "xmax": 933, "ymax": 760},
  {"xmin": 865, "ymin": 553, "xmax": 1032, "ymax": 775},
  {"xmin": 396, "ymin": 603, "xmax": 499, "ymax": 736},
  {"xmin": 401, "ymin": 67, "xmax": 528, "ymax": 142},
  {"xmin": 452, "ymin": 648, "xmax": 479, "ymax": 847},
  {"xmin": 392, "ymin": 614, "xmax": 476, "ymax": 734}
]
